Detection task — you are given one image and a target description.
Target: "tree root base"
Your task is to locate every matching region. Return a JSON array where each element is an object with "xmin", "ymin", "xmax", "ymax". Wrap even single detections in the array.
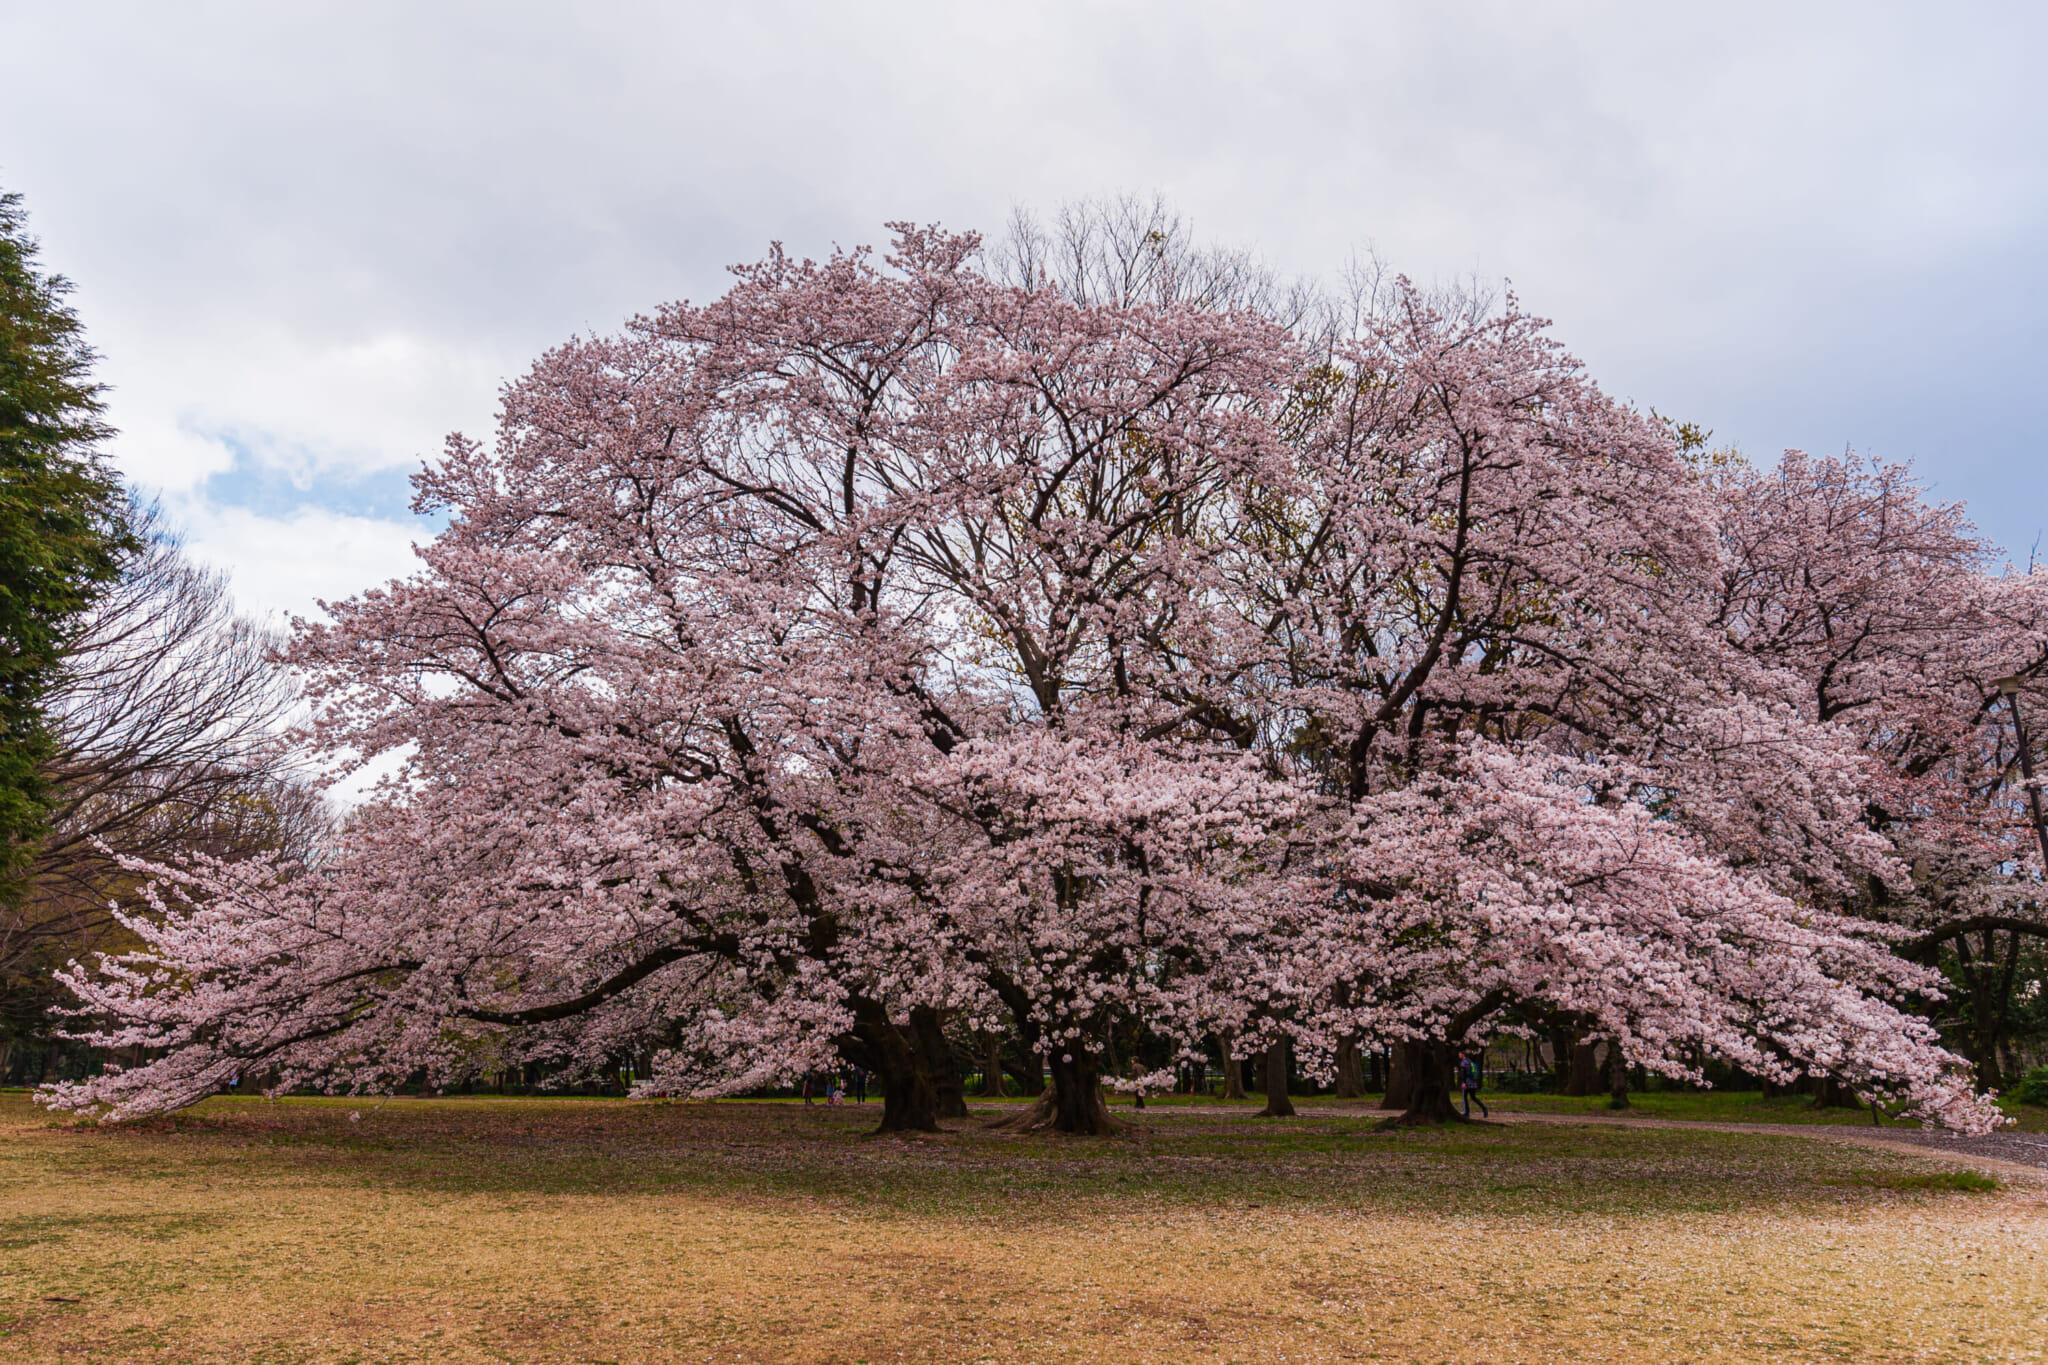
[
  {"xmin": 1372, "ymin": 1109, "xmax": 1474, "ymax": 1130},
  {"xmin": 868, "ymin": 1118, "xmax": 942, "ymax": 1136},
  {"xmin": 982, "ymin": 1089, "xmax": 1119, "ymax": 1137}
]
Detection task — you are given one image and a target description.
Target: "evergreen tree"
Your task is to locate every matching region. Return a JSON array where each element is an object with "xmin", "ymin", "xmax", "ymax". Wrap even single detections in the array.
[{"xmin": 0, "ymin": 188, "xmax": 131, "ymax": 899}]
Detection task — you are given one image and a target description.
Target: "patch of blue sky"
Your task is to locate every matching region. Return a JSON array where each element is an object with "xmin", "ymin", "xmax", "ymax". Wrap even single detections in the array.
[{"xmin": 187, "ymin": 431, "xmax": 448, "ymax": 531}]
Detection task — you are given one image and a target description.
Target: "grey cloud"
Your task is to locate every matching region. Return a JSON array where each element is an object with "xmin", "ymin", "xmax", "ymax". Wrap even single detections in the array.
[{"xmin": 2, "ymin": 0, "xmax": 2043, "ymax": 614}]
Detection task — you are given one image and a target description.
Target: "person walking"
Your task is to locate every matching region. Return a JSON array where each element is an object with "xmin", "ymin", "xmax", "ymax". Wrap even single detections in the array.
[{"xmin": 1458, "ymin": 1052, "xmax": 1488, "ymax": 1119}]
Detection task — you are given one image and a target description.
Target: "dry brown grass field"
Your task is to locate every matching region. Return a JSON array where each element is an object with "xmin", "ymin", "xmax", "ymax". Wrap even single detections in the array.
[{"xmin": 2, "ymin": 1092, "xmax": 2043, "ymax": 1364}]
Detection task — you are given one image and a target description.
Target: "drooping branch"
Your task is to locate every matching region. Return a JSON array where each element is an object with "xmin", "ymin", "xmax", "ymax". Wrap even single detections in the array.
[
  {"xmin": 457, "ymin": 937, "xmax": 738, "ymax": 1026},
  {"xmin": 1900, "ymin": 914, "xmax": 2048, "ymax": 963}
]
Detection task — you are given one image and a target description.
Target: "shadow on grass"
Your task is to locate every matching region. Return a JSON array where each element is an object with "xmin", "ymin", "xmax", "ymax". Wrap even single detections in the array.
[{"xmin": 4, "ymin": 1093, "xmax": 2008, "ymax": 1225}]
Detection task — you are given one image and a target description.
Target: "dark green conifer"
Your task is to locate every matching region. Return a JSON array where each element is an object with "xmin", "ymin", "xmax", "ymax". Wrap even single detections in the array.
[{"xmin": 0, "ymin": 188, "xmax": 132, "ymax": 898}]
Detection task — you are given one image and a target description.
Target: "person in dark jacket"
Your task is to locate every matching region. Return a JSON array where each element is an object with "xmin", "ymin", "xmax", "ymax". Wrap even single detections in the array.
[{"xmin": 1458, "ymin": 1053, "xmax": 1488, "ymax": 1119}]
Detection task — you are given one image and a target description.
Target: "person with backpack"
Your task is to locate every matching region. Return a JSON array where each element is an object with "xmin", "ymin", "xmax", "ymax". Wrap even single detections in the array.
[{"xmin": 1458, "ymin": 1052, "xmax": 1488, "ymax": 1119}]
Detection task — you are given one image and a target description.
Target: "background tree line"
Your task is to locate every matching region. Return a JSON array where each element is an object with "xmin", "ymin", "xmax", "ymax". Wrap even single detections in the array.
[{"xmin": 0, "ymin": 187, "xmax": 312, "ymax": 1084}]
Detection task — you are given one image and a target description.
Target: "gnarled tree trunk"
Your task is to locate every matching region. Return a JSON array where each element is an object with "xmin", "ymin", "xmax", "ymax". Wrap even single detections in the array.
[
  {"xmin": 859, "ymin": 1009, "xmax": 939, "ymax": 1133},
  {"xmin": 988, "ymin": 1049, "xmax": 1117, "ymax": 1135},
  {"xmin": 1381, "ymin": 1040, "xmax": 1461, "ymax": 1126},
  {"xmin": 1257, "ymin": 1037, "xmax": 1296, "ymax": 1117}
]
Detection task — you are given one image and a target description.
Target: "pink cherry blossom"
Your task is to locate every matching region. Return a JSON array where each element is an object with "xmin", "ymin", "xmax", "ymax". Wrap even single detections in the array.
[{"xmin": 41, "ymin": 228, "xmax": 2011, "ymax": 1134}]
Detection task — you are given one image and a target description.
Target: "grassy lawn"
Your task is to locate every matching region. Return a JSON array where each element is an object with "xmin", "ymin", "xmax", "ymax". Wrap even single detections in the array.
[
  {"xmin": 2, "ymin": 1093, "xmax": 2043, "ymax": 1363},
  {"xmin": 1098, "ymin": 1087, "xmax": 2048, "ymax": 1132}
]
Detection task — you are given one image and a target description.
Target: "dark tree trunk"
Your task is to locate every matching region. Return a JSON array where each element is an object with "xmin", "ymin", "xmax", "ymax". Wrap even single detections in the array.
[
  {"xmin": 1566, "ymin": 1038, "xmax": 1602, "ymax": 1096},
  {"xmin": 1810, "ymin": 1076, "xmax": 1863, "ymax": 1111},
  {"xmin": 1951, "ymin": 928, "xmax": 2020, "ymax": 1092},
  {"xmin": 994, "ymin": 1011, "xmax": 1047, "ymax": 1097},
  {"xmin": 1219, "ymin": 1031, "xmax": 1246, "ymax": 1100},
  {"xmin": 870, "ymin": 1045, "xmax": 938, "ymax": 1132},
  {"xmin": 1001, "ymin": 1045, "xmax": 1046, "ymax": 1097},
  {"xmin": 978, "ymin": 1033, "xmax": 1005, "ymax": 1097},
  {"xmin": 1381, "ymin": 1040, "xmax": 1461, "ymax": 1126},
  {"xmin": 1334, "ymin": 1035, "xmax": 1366, "ymax": 1099},
  {"xmin": 856, "ymin": 1006, "xmax": 939, "ymax": 1133},
  {"xmin": 1257, "ymin": 1037, "xmax": 1296, "ymax": 1117},
  {"xmin": 988, "ymin": 1050, "xmax": 1116, "ymax": 1135},
  {"xmin": 1381, "ymin": 1040, "xmax": 1420, "ymax": 1111},
  {"xmin": 1548, "ymin": 1026, "xmax": 1576, "ymax": 1091},
  {"xmin": 911, "ymin": 1006, "xmax": 970, "ymax": 1120},
  {"xmin": 1046, "ymin": 1052, "xmax": 1115, "ymax": 1133},
  {"xmin": 1605, "ymin": 1040, "xmax": 1630, "ymax": 1111}
]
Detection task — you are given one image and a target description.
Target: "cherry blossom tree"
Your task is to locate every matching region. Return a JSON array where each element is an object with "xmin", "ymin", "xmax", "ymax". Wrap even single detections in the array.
[
  {"xmin": 1286, "ymin": 742, "xmax": 1991, "ymax": 1126},
  {"xmin": 1706, "ymin": 451, "xmax": 2048, "ymax": 1091},
  {"xmin": 1207, "ymin": 288, "xmax": 1995, "ymax": 1128},
  {"xmin": 39, "ymin": 225, "xmax": 2007, "ymax": 1136},
  {"xmin": 47, "ymin": 225, "xmax": 1308, "ymax": 1133}
]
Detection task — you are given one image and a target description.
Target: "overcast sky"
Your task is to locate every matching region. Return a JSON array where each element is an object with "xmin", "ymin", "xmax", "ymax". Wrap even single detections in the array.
[{"xmin": 4, "ymin": 2, "xmax": 2044, "ymax": 621}]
